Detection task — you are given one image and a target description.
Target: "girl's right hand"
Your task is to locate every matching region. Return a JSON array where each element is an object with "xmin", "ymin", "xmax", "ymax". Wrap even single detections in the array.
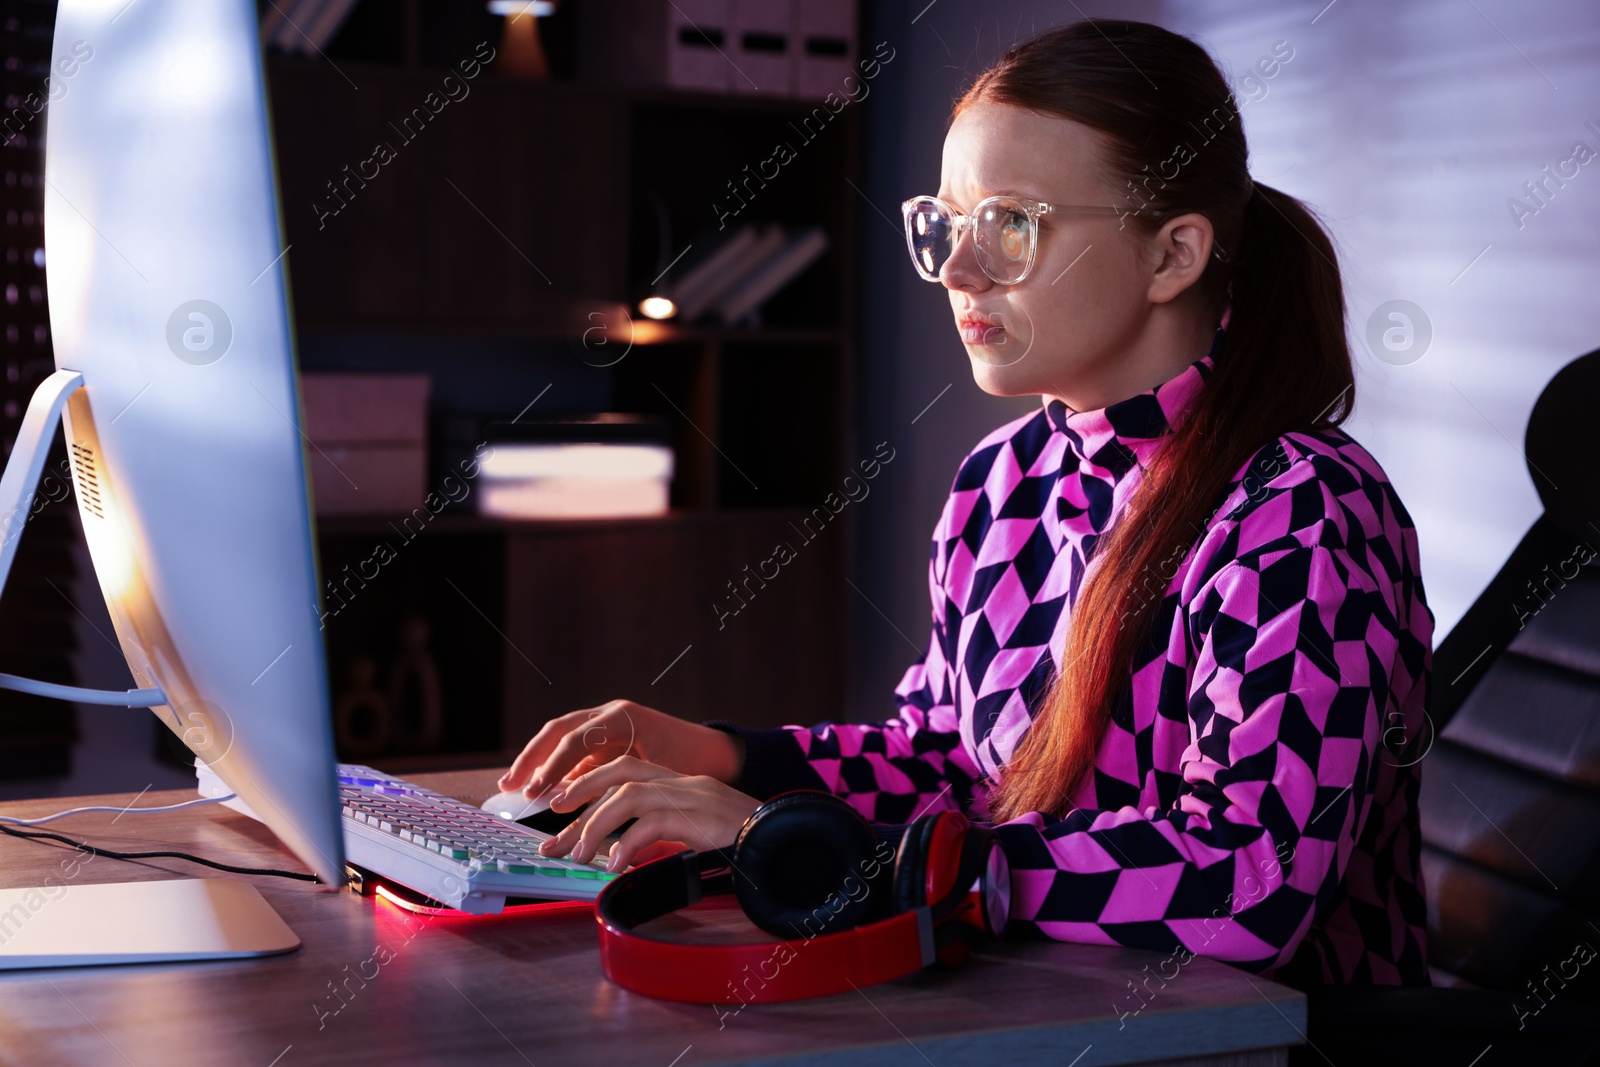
[{"xmin": 496, "ymin": 699, "xmax": 745, "ymax": 800}]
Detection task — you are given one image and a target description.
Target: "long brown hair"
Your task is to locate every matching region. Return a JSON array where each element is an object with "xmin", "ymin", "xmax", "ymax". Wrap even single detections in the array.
[{"xmin": 980, "ymin": 20, "xmax": 1355, "ymax": 822}]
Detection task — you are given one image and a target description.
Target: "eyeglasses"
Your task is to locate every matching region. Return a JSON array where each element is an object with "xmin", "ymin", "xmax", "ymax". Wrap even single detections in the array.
[{"xmin": 902, "ymin": 193, "xmax": 1139, "ymax": 285}]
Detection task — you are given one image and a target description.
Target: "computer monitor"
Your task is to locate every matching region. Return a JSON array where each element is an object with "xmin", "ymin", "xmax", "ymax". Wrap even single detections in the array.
[{"xmin": 7, "ymin": 0, "xmax": 345, "ymax": 888}]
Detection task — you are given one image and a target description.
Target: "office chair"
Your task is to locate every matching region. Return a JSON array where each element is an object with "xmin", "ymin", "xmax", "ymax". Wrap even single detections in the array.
[{"xmin": 1294, "ymin": 347, "xmax": 1600, "ymax": 1066}]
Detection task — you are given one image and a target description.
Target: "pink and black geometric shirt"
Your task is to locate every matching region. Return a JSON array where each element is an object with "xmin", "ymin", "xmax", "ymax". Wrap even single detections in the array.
[{"xmin": 709, "ymin": 325, "xmax": 1435, "ymax": 989}]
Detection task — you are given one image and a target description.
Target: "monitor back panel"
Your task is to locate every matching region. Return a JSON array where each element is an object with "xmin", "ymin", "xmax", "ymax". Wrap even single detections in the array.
[{"xmin": 43, "ymin": 0, "xmax": 343, "ymax": 887}]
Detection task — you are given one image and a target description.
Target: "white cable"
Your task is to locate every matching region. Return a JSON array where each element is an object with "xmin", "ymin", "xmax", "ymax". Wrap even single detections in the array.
[
  {"xmin": 0, "ymin": 793, "xmax": 237, "ymax": 826},
  {"xmin": 0, "ymin": 672, "xmax": 167, "ymax": 707}
]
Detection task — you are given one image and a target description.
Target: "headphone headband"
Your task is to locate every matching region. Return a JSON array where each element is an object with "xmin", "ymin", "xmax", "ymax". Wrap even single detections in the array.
[{"xmin": 597, "ymin": 852, "xmax": 935, "ymax": 1003}]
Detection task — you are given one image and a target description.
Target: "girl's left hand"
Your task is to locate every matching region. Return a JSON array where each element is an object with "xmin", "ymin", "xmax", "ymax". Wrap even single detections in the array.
[{"xmin": 536, "ymin": 755, "xmax": 762, "ymax": 871}]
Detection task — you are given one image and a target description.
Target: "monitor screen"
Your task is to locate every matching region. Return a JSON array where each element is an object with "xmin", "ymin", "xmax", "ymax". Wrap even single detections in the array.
[{"xmin": 43, "ymin": 0, "xmax": 344, "ymax": 887}]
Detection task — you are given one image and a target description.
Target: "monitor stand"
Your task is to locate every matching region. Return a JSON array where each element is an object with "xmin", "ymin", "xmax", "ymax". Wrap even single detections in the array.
[
  {"xmin": 0, "ymin": 879, "xmax": 300, "ymax": 969},
  {"xmin": 0, "ymin": 370, "xmax": 309, "ymax": 968},
  {"xmin": 0, "ymin": 369, "xmax": 165, "ymax": 707}
]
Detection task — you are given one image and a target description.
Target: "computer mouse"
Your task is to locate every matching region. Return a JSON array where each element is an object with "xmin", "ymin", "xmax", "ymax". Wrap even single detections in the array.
[{"xmin": 482, "ymin": 789, "xmax": 555, "ymax": 822}]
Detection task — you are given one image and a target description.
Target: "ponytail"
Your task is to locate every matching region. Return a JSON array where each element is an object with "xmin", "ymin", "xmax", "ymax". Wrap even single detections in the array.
[
  {"xmin": 971, "ymin": 24, "xmax": 1355, "ymax": 823},
  {"xmin": 1225, "ymin": 181, "xmax": 1354, "ymax": 428}
]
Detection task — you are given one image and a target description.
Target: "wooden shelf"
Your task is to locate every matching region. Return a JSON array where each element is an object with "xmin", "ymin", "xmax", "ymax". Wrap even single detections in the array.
[
  {"xmin": 294, "ymin": 316, "xmax": 847, "ymax": 348},
  {"xmin": 313, "ymin": 504, "xmax": 828, "ymax": 539},
  {"xmin": 268, "ymin": 51, "xmax": 872, "ymax": 118},
  {"xmin": 631, "ymin": 323, "xmax": 845, "ymax": 347}
]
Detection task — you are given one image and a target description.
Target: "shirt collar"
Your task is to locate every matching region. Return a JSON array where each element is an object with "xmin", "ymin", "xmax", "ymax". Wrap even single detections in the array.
[{"xmin": 1043, "ymin": 326, "xmax": 1225, "ymax": 482}]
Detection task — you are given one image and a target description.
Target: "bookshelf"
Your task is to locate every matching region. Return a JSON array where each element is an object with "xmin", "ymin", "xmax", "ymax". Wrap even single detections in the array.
[{"xmin": 264, "ymin": 45, "xmax": 861, "ymax": 763}]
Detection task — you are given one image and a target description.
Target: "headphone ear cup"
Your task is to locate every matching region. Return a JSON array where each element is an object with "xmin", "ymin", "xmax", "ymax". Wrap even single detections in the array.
[
  {"xmin": 732, "ymin": 792, "xmax": 878, "ymax": 939},
  {"xmin": 891, "ymin": 814, "xmax": 942, "ymax": 914}
]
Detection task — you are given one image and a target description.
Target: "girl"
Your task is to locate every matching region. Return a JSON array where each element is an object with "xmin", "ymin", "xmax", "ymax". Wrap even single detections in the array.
[{"xmin": 499, "ymin": 18, "xmax": 1433, "ymax": 991}]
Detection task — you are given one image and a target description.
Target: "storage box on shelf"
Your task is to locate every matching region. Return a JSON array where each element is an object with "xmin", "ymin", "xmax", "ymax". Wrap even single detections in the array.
[
  {"xmin": 301, "ymin": 372, "xmax": 430, "ymax": 516},
  {"xmin": 574, "ymin": 0, "xmax": 858, "ymax": 101},
  {"xmin": 474, "ymin": 413, "xmax": 675, "ymax": 520}
]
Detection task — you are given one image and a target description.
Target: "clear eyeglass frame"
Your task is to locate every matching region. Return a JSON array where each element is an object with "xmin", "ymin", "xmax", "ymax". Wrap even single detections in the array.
[{"xmin": 901, "ymin": 193, "xmax": 1144, "ymax": 285}]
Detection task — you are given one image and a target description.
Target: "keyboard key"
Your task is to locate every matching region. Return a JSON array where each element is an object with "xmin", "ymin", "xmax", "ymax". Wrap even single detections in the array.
[{"xmin": 499, "ymin": 862, "xmax": 539, "ymax": 875}]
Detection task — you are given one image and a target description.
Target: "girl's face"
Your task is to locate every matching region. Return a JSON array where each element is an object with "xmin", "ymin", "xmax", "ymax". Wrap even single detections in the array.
[{"xmin": 936, "ymin": 100, "xmax": 1207, "ymax": 408}]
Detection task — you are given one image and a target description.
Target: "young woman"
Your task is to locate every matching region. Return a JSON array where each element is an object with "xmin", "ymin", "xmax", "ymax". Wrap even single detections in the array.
[{"xmin": 498, "ymin": 18, "xmax": 1434, "ymax": 990}]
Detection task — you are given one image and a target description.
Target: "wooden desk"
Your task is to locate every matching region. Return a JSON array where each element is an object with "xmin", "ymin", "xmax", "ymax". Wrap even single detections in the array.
[{"xmin": 0, "ymin": 770, "xmax": 1307, "ymax": 1067}]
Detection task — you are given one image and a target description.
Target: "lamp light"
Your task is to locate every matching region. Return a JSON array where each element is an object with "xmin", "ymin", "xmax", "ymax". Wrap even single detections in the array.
[
  {"xmin": 487, "ymin": 1, "xmax": 556, "ymax": 79},
  {"xmin": 638, "ymin": 295, "xmax": 677, "ymax": 320}
]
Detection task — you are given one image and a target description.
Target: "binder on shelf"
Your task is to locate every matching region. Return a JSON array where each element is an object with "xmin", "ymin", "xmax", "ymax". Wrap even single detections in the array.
[
  {"xmin": 730, "ymin": 0, "xmax": 793, "ymax": 97},
  {"xmin": 795, "ymin": 0, "xmax": 857, "ymax": 101},
  {"xmin": 667, "ymin": 225, "xmax": 761, "ymax": 320},
  {"xmin": 668, "ymin": 0, "xmax": 734, "ymax": 92},
  {"xmin": 674, "ymin": 223, "xmax": 786, "ymax": 322},
  {"xmin": 299, "ymin": 0, "xmax": 361, "ymax": 54},
  {"xmin": 712, "ymin": 226, "xmax": 829, "ymax": 324},
  {"xmin": 264, "ymin": 0, "xmax": 356, "ymax": 54},
  {"xmin": 262, "ymin": 0, "xmax": 320, "ymax": 51},
  {"xmin": 573, "ymin": 0, "xmax": 856, "ymax": 99}
]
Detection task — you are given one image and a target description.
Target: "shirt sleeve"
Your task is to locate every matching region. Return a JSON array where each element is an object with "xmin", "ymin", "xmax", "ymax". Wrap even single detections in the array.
[{"xmin": 993, "ymin": 503, "xmax": 1404, "ymax": 975}]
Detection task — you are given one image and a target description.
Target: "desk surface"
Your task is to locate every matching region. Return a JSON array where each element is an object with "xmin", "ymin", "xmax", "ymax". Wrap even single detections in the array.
[{"xmin": 0, "ymin": 770, "xmax": 1306, "ymax": 1067}]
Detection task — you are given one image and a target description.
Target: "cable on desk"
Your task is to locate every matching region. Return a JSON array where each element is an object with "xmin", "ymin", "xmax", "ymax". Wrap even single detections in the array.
[
  {"xmin": 0, "ymin": 793, "xmax": 238, "ymax": 826},
  {"xmin": 0, "ymin": 823, "xmax": 324, "ymax": 883}
]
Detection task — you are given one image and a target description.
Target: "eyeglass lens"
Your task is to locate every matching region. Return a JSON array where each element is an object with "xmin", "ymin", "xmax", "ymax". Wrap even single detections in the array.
[{"xmin": 906, "ymin": 197, "xmax": 1036, "ymax": 284}]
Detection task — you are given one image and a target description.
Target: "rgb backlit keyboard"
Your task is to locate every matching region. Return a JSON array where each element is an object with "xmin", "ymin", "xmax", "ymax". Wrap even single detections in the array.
[{"xmin": 337, "ymin": 764, "xmax": 618, "ymax": 914}]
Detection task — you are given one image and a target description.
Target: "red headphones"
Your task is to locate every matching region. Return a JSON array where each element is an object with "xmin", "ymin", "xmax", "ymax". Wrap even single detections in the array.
[{"xmin": 594, "ymin": 790, "xmax": 1011, "ymax": 1003}]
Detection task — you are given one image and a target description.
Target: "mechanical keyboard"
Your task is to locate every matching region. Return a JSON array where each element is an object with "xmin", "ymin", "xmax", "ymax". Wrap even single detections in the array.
[
  {"xmin": 337, "ymin": 764, "xmax": 621, "ymax": 913},
  {"xmin": 197, "ymin": 761, "xmax": 619, "ymax": 914}
]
